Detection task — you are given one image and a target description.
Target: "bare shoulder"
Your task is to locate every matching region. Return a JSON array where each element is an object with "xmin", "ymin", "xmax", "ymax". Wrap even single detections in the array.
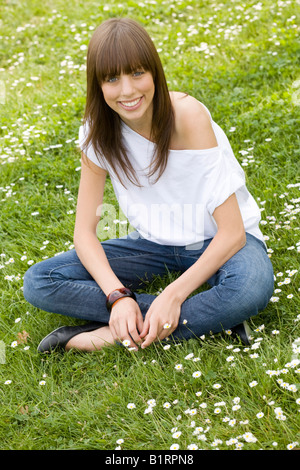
[{"xmin": 169, "ymin": 92, "xmax": 218, "ymax": 150}]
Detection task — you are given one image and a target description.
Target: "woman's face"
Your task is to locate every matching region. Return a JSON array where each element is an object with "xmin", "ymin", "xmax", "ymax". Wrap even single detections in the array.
[{"xmin": 101, "ymin": 69, "xmax": 155, "ymax": 131}]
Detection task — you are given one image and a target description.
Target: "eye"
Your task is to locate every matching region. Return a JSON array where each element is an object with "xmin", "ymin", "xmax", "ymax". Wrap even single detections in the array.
[
  {"xmin": 132, "ymin": 70, "xmax": 144, "ymax": 77},
  {"xmin": 105, "ymin": 75, "xmax": 119, "ymax": 83}
]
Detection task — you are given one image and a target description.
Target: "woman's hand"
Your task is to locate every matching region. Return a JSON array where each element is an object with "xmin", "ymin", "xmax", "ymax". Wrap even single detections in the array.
[
  {"xmin": 109, "ymin": 297, "xmax": 144, "ymax": 351},
  {"xmin": 140, "ymin": 288, "xmax": 182, "ymax": 349}
]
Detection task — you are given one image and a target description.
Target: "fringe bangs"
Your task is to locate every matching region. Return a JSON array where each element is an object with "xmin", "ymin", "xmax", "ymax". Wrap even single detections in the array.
[{"xmin": 95, "ymin": 26, "xmax": 155, "ymax": 85}]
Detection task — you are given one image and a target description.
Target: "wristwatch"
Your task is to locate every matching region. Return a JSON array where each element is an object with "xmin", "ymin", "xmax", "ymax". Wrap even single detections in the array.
[{"xmin": 106, "ymin": 287, "xmax": 136, "ymax": 312}]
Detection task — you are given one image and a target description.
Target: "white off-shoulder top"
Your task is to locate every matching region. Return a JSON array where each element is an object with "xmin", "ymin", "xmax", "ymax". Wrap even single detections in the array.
[{"xmin": 78, "ymin": 102, "xmax": 264, "ymax": 246}]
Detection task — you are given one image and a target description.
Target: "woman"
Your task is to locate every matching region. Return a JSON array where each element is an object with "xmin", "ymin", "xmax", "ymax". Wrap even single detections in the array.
[{"xmin": 23, "ymin": 18, "xmax": 274, "ymax": 352}]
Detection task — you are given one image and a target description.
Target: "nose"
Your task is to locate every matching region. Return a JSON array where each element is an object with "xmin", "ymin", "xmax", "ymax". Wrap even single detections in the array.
[{"xmin": 120, "ymin": 75, "xmax": 135, "ymax": 97}]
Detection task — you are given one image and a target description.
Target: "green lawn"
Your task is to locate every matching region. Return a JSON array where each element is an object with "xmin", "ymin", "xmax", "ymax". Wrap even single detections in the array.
[{"xmin": 0, "ymin": 0, "xmax": 299, "ymax": 451}]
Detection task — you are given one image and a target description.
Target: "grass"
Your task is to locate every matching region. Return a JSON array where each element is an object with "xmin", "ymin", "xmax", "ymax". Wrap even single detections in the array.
[{"xmin": 0, "ymin": 0, "xmax": 299, "ymax": 451}]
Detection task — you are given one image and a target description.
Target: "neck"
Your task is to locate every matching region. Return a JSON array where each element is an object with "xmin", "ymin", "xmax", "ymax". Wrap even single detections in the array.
[{"xmin": 121, "ymin": 107, "xmax": 153, "ymax": 141}]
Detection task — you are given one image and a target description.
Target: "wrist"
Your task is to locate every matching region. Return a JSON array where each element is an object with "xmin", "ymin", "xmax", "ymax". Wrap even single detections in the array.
[
  {"xmin": 163, "ymin": 283, "xmax": 186, "ymax": 304},
  {"xmin": 106, "ymin": 287, "xmax": 136, "ymax": 312}
]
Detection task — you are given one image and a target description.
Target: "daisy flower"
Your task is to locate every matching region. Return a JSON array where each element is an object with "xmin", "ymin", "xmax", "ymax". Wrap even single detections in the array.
[
  {"xmin": 249, "ymin": 380, "xmax": 258, "ymax": 387},
  {"xmin": 185, "ymin": 353, "xmax": 194, "ymax": 360},
  {"xmin": 147, "ymin": 399, "xmax": 156, "ymax": 407},
  {"xmin": 243, "ymin": 432, "xmax": 257, "ymax": 443},
  {"xmin": 192, "ymin": 371, "xmax": 201, "ymax": 378},
  {"xmin": 127, "ymin": 403, "xmax": 136, "ymax": 409},
  {"xmin": 170, "ymin": 444, "xmax": 179, "ymax": 450},
  {"xmin": 232, "ymin": 405, "xmax": 241, "ymax": 411},
  {"xmin": 212, "ymin": 383, "xmax": 221, "ymax": 389},
  {"xmin": 287, "ymin": 441, "xmax": 299, "ymax": 450},
  {"xmin": 187, "ymin": 444, "xmax": 198, "ymax": 450}
]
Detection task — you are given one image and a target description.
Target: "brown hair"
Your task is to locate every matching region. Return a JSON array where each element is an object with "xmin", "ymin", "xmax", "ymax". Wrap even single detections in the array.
[{"xmin": 82, "ymin": 18, "xmax": 174, "ymax": 186}]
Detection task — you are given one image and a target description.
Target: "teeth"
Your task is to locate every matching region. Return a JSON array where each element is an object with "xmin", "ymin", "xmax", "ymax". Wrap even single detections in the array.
[{"xmin": 120, "ymin": 98, "xmax": 141, "ymax": 107}]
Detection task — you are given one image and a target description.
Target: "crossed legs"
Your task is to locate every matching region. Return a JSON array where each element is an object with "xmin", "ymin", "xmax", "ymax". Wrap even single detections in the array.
[{"xmin": 23, "ymin": 233, "xmax": 274, "ymax": 351}]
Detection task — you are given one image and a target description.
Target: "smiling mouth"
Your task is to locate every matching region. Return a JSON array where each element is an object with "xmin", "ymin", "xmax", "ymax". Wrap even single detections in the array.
[{"xmin": 119, "ymin": 97, "xmax": 143, "ymax": 109}]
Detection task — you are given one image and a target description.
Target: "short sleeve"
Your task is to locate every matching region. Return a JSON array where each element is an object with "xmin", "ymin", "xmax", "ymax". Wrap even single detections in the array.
[
  {"xmin": 206, "ymin": 147, "xmax": 245, "ymax": 215},
  {"xmin": 78, "ymin": 123, "xmax": 107, "ymax": 170}
]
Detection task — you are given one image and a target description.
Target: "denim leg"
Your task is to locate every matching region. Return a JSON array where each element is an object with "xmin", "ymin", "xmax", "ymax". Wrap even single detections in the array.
[
  {"xmin": 23, "ymin": 232, "xmax": 274, "ymax": 340},
  {"xmin": 23, "ymin": 248, "xmax": 109, "ymax": 322},
  {"xmin": 104, "ymin": 233, "xmax": 274, "ymax": 341},
  {"xmin": 167, "ymin": 233, "xmax": 274, "ymax": 340},
  {"xmin": 22, "ymin": 233, "xmax": 181, "ymax": 323}
]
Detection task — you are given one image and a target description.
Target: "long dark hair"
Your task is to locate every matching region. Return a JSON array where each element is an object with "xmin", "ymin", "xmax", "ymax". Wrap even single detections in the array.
[{"xmin": 82, "ymin": 18, "xmax": 175, "ymax": 187}]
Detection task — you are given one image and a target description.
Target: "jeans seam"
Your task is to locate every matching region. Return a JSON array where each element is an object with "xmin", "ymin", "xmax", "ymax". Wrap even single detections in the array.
[
  {"xmin": 105, "ymin": 253, "xmax": 176, "ymax": 261},
  {"xmin": 47, "ymin": 254, "xmax": 178, "ymax": 291},
  {"xmin": 217, "ymin": 267, "xmax": 228, "ymax": 285},
  {"xmin": 57, "ymin": 279, "xmax": 103, "ymax": 292},
  {"xmin": 48, "ymin": 263, "xmax": 102, "ymax": 292},
  {"xmin": 48, "ymin": 262, "xmax": 88, "ymax": 283},
  {"xmin": 48, "ymin": 268, "xmax": 102, "ymax": 292}
]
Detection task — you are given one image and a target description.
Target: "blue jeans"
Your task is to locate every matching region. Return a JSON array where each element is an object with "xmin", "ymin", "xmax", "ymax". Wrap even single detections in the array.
[{"xmin": 23, "ymin": 232, "xmax": 274, "ymax": 341}]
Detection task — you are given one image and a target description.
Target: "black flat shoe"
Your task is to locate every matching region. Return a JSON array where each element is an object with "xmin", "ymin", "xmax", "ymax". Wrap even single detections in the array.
[
  {"xmin": 37, "ymin": 321, "xmax": 105, "ymax": 353},
  {"xmin": 231, "ymin": 321, "xmax": 252, "ymax": 345}
]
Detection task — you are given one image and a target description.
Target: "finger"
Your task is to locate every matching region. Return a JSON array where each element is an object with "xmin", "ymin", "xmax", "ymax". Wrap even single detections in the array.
[
  {"xmin": 109, "ymin": 312, "xmax": 124, "ymax": 343},
  {"xmin": 133, "ymin": 307, "xmax": 144, "ymax": 338},
  {"xmin": 127, "ymin": 320, "xmax": 142, "ymax": 348},
  {"xmin": 108, "ymin": 322, "xmax": 119, "ymax": 344},
  {"xmin": 114, "ymin": 317, "xmax": 140, "ymax": 350},
  {"xmin": 141, "ymin": 323, "xmax": 158, "ymax": 349},
  {"xmin": 140, "ymin": 316, "xmax": 150, "ymax": 338},
  {"xmin": 141, "ymin": 335, "xmax": 155, "ymax": 349},
  {"xmin": 113, "ymin": 318, "xmax": 129, "ymax": 343},
  {"xmin": 136, "ymin": 311, "xmax": 144, "ymax": 336},
  {"xmin": 157, "ymin": 322, "xmax": 176, "ymax": 341}
]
